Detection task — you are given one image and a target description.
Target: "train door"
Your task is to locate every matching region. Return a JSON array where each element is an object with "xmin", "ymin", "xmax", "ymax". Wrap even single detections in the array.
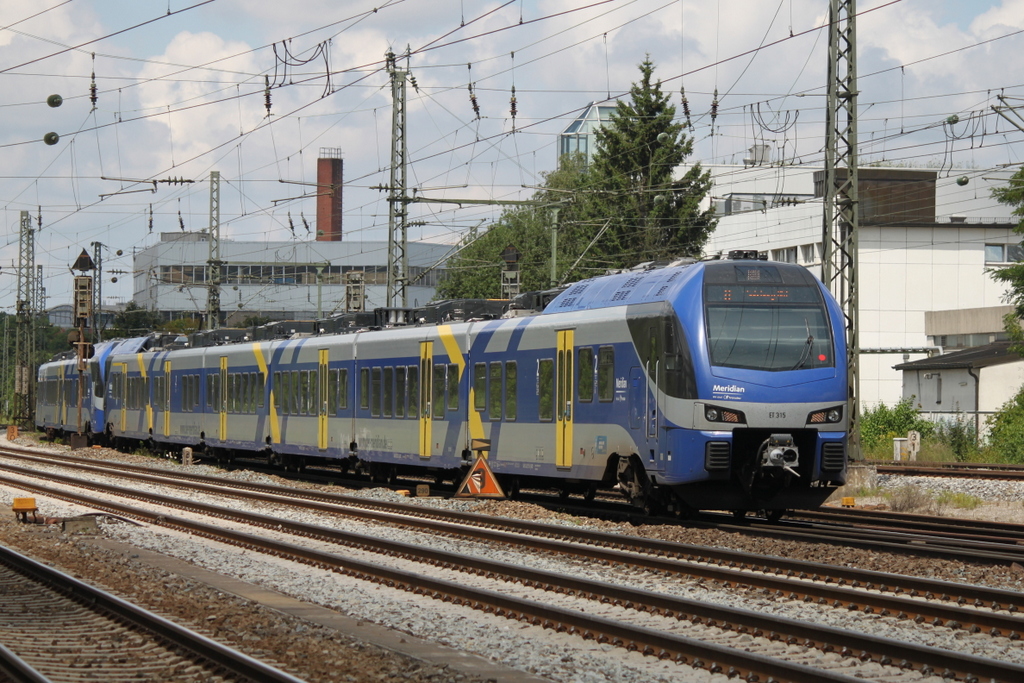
[
  {"xmin": 318, "ymin": 349, "xmax": 328, "ymax": 451},
  {"xmin": 418, "ymin": 341, "xmax": 432, "ymax": 458},
  {"xmin": 113, "ymin": 362, "xmax": 127, "ymax": 433},
  {"xmin": 58, "ymin": 366, "xmax": 66, "ymax": 427},
  {"xmin": 219, "ymin": 356, "xmax": 228, "ymax": 441},
  {"xmin": 163, "ymin": 360, "xmax": 172, "ymax": 438},
  {"xmin": 643, "ymin": 325, "xmax": 661, "ymax": 456},
  {"xmin": 556, "ymin": 329, "xmax": 574, "ymax": 469},
  {"xmin": 628, "ymin": 367, "xmax": 643, "ymax": 430}
]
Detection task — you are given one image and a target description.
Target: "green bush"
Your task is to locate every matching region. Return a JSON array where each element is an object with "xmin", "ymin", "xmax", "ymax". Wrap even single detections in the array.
[
  {"xmin": 986, "ymin": 387, "xmax": 1024, "ymax": 464},
  {"xmin": 859, "ymin": 397, "xmax": 934, "ymax": 450},
  {"xmin": 930, "ymin": 412, "xmax": 979, "ymax": 462}
]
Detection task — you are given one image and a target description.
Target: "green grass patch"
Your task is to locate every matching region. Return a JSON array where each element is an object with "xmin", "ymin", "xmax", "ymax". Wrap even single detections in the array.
[{"xmin": 935, "ymin": 491, "xmax": 984, "ymax": 510}]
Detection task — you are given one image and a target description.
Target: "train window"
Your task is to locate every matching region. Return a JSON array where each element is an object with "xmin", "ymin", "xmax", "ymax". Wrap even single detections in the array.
[
  {"xmin": 339, "ymin": 368, "xmax": 349, "ymax": 410},
  {"xmin": 155, "ymin": 376, "xmax": 165, "ymax": 411},
  {"xmin": 447, "ymin": 364, "xmax": 459, "ymax": 411},
  {"xmin": 310, "ymin": 370, "xmax": 319, "ymax": 415},
  {"xmin": 407, "ymin": 365, "xmax": 419, "ymax": 418},
  {"xmin": 207, "ymin": 375, "xmax": 215, "ymax": 410},
  {"xmin": 273, "ymin": 372, "xmax": 282, "ymax": 412},
  {"xmin": 234, "ymin": 373, "xmax": 243, "ymax": 413},
  {"xmin": 395, "ymin": 367, "xmax": 406, "ymax": 418},
  {"xmin": 488, "ymin": 362, "xmax": 502, "ymax": 420},
  {"xmin": 257, "ymin": 371, "xmax": 266, "ymax": 409},
  {"xmin": 302, "ymin": 371, "xmax": 312, "ymax": 415},
  {"xmin": 383, "ymin": 367, "xmax": 394, "ymax": 418},
  {"xmin": 283, "ymin": 371, "xmax": 294, "ymax": 415},
  {"xmin": 432, "ymin": 364, "xmax": 446, "ymax": 419},
  {"xmin": 597, "ymin": 346, "xmax": 614, "ymax": 402},
  {"xmin": 328, "ymin": 369, "xmax": 339, "ymax": 414},
  {"xmin": 360, "ymin": 368, "xmax": 369, "ymax": 410},
  {"xmin": 371, "ymin": 367, "xmax": 382, "ymax": 417},
  {"xmin": 288, "ymin": 371, "xmax": 297, "ymax": 415},
  {"xmin": 473, "ymin": 363, "xmax": 486, "ymax": 412},
  {"xmin": 577, "ymin": 348, "xmax": 594, "ymax": 403},
  {"xmin": 538, "ymin": 359, "xmax": 554, "ymax": 421}
]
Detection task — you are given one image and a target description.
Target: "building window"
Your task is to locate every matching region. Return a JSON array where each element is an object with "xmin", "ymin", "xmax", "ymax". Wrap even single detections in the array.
[
  {"xmin": 771, "ymin": 247, "xmax": 797, "ymax": 263},
  {"xmin": 986, "ymin": 243, "xmax": 1024, "ymax": 263},
  {"xmin": 799, "ymin": 243, "xmax": 820, "ymax": 264}
]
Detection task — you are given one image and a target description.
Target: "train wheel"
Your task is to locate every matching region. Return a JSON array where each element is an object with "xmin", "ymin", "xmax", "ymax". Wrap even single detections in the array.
[
  {"xmin": 764, "ymin": 509, "xmax": 786, "ymax": 522},
  {"xmin": 732, "ymin": 509, "xmax": 748, "ymax": 520},
  {"xmin": 558, "ymin": 487, "xmax": 570, "ymax": 501},
  {"xmin": 583, "ymin": 484, "xmax": 597, "ymax": 503}
]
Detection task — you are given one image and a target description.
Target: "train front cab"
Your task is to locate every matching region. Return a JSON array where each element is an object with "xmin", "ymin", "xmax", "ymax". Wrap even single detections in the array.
[{"xmin": 676, "ymin": 259, "xmax": 849, "ymax": 512}]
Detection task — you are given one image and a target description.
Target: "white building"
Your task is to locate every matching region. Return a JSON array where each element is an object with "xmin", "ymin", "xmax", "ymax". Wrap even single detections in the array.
[
  {"xmin": 133, "ymin": 234, "xmax": 451, "ymax": 325},
  {"xmin": 702, "ymin": 157, "xmax": 1019, "ymax": 409}
]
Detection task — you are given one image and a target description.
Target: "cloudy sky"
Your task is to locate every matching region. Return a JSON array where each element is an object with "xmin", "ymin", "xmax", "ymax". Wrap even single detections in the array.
[{"xmin": 1, "ymin": 0, "xmax": 1022, "ymax": 310}]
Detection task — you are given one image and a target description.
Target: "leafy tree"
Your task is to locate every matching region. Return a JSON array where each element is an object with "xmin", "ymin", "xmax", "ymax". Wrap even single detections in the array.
[
  {"xmin": 107, "ymin": 301, "xmax": 162, "ymax": 338},
  {"xmin": 438, "ymin": 58, "xmax": 716, "ymax": 299},
  {"xmin": 991, "ymin": 166, "xmax": 1024, "ymax": 321},
  {"xmin": 241, "ymin": 315, "xmax": 273, "ymax": 328},
  {"xmin": 581, "ymin": 57, "xmax": 716, "ymax": 267},
  {"xmin": 436, "ymin": 155, "xmax": 591, "ymax": 299},
  {"xmin": 160, "ymin": 317, "xmax": 201, "ymax": 334}
]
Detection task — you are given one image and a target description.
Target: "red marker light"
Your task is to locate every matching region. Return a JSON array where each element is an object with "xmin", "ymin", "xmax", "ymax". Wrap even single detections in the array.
[{"xmin": 818, "ymin": 354, "xmax": 827, "ymax": 361}]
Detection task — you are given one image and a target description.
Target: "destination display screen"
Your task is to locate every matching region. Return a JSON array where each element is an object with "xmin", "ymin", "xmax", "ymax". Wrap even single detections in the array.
[{"xmin": 704, "ymin": 284, "xmax": 822, "ymax": 304}]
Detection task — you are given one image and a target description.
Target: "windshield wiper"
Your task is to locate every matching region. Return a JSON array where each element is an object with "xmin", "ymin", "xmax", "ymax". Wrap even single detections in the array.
[{"xmin": 790, "ymin": 319, "xmax": 814, "ymax": 371}]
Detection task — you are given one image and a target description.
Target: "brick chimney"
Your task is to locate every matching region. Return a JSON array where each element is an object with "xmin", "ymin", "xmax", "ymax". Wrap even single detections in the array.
[{"xmin": 316, "ymin": 148, "xmax": 343, "ymax": 241}]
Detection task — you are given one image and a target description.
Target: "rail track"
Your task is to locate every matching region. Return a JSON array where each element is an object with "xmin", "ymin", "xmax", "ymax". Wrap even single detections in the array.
[
  {"xmin": 872, "ymin": 460, "xmax": 1024, "ymax": 480},
  {"xmin": 0, "ymin": 542, "xmax": 303, "ymax": 683},
  {"xmin": 2, "ymin": 446, "xmax": 1024, "ymax": 681}
]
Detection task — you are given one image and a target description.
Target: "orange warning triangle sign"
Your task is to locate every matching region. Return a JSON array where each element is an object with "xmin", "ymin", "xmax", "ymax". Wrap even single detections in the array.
[{"xmin": 454, "ymin": 454, "xmax": 506, "ymax": 499}]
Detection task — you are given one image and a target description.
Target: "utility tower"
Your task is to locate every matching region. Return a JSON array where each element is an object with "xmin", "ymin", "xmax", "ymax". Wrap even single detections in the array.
[
  {"xmin": 822, "ymin": 0, "xmax": 861, "ymax": 459},
  {"xmin": 385, "ymin": 49, "xmax": 409, "ymax": 308},
  {"xmin": 13, "ymin": 211, "xmax": 35, "ymax": 425},
  {"xmin": 206, "ymin": 170, "xmax": 222, "ymax": 329}
]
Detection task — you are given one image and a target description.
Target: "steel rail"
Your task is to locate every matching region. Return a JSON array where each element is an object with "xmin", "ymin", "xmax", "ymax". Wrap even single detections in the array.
[
  {"xmin": 783, "ymin": 507, "xmax": 1024, "ymax": 545},
  {"xmin": 3, "ymin": 471, "xmax": 1023, "ymax": 682},
  {"xmin": 2, "ymin": 449, "xmax": 1022, "ymax": 615},
  {"xmin": 0, "ymin": 472, "xmax": 859, "ymax": 683},
  {"xmin": 0, "ymin": 641, "xmax": 51, "ymax": 683},
  {"xmin": 0, "ymin": 544, "xmax": 305, "ymax": 683}
]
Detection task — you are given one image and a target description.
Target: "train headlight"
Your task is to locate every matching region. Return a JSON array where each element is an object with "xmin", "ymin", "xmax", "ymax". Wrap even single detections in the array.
[
  {"xmin": 808, "ymin": 406, "xmax": 844, "ymax": 424},
  {"xmin": 704, "ymin": 405, "xmax": 745, "ymax": 424}
]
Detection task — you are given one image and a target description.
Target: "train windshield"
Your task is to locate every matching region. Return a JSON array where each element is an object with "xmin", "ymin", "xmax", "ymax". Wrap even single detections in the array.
[{"xmin": 704, "ymin": 281, "xmax": 834, "ymax": 372}]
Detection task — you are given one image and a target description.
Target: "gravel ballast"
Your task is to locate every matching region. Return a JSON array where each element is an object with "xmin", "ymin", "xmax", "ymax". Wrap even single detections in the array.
[{"xmin": 2, "ymin": 436, "xmax": 1024, "ymax": 682}]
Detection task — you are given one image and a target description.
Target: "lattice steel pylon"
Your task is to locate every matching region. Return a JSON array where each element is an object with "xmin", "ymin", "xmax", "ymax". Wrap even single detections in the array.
[
  {"xmin": 822, "ymin": 0, "xmax": 861, "ymax": 460},
  {"xmin": 206, "ymin": 170, "xmax": 222, "ymax": 330},
  {"xmin": 13, "ymin": 210, "xmax": 35, "ymax": 425},
  {"xmin": 385, "ymin": 49, "xmax": 409, "ymax": 308}
]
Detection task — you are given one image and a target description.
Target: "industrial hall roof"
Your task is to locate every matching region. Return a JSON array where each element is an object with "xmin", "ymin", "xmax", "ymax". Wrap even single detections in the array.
[{"xmin": 893, "ymin": 342, "xmax": 1021, "ymax": 371}]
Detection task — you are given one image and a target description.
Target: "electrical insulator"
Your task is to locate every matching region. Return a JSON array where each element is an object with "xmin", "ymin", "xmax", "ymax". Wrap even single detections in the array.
[
  {"xmin": 510, "ymin": 85, "xmax": 517, "ymax": 122},
  {"xmin": 711, "ymin": 88, "xmax": 719, "ymax": 129},
  {"xmin": 264, "ymin": 75, "xmax": 272, "ymax": 117}
]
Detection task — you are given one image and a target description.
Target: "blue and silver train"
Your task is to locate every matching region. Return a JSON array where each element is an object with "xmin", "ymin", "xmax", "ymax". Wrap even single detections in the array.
[{"xmin": 36, "ymin": 255, "xmax": 848, "ymax": 515}]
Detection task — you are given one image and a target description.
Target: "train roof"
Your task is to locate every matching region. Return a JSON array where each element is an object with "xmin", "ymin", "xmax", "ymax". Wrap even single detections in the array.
[{"xmin": 543, "ymin": 258, "xmax": 700, "ymax": 314}]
